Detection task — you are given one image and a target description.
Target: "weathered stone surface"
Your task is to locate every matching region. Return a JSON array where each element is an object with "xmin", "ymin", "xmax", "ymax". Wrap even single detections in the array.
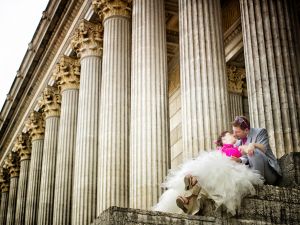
[
  {"xmin": 227, "ymin": 185, "xmax": 300, "ymax": 225},
  {"xmin": 92, "ymin": 207, "xmax": 220, "ymax": 225},
  {"xmin": 92, "ymin": 184, "xmax": 300, "ymax": 225},
  {"xmin": 277, "ymin": 152, "xmax": 300, "ymax": 187}
]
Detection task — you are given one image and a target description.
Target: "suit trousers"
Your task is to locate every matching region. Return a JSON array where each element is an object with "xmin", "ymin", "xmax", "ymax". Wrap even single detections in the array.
[{"xmin": 248, "ymin": 149, "xmax": 279, "ymax": 184}]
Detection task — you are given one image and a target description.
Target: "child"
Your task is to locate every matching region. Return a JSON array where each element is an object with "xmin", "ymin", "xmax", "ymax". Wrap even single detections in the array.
[{"xmin": 215, "ymin": 131, "xmax": 242, "ymax": 157}]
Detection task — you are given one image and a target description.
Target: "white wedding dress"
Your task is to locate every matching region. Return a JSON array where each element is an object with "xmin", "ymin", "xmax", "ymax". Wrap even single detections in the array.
[{"xmin": 152, "ymin": 150, "xmax": 264, "ymax": 215}]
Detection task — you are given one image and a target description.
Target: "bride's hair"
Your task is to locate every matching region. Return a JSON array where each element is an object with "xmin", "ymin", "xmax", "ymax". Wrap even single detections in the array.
[{"xmin": 215, "ymin": 130, "xmax": 231, "ymax": 147}]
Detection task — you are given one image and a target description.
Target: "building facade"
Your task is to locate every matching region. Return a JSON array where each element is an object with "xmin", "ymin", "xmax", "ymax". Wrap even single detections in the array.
[{"xmin": 0, "ymin": 0, "xmax": 299, "ymax": 225}]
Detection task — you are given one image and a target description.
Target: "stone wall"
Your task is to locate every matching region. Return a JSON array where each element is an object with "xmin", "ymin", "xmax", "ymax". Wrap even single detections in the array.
[
  {"xmin": 169, "ymin": 87, "xmax": 183, "ymax": 168},
  {"xmin": 168, "ymin": 64, "xmax": 183, "ymax": 168},
  {"xmin": 278, "ymin": 152, "xmax": 300, "ymax": 187}
]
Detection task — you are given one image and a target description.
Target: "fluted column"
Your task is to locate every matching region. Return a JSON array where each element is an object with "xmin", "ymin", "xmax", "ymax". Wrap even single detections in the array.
[
  {"xmin": 71, "ymin": 19, "xmax": 103, "ymax": 225},
  {"xmin": 227, "ymin": 65, "xmax": 246, "ymax": 121},
  {"xmin": 179, "ymin": 0, "xmax": 230, "ymax": 158},
  {"xmin": 37, "ymin": 86, "xmax": 61, "ymax": 225},
  {"xmin": 52, "ymin": 56, "xmax": 80, "ymax": 225},
  {"xmin": 0, "ymin": 169, "xmax": 9, "ymax": 225},
  {"xmin": 93, "ymin": 0, "xmax": 131, "ymax": 214},
  {"xmin": 13, "ymin": 133, "xmax": 31, "ymax": 225},
  {"xmin": 130, "ymin": 0, "xmax": 169, "ymax": 209},
  {"xmin": 25, "ymin": 111, "xmax": 45, "ymax": 225},
  {"xmin": 5, "ymin": 153, "xmax": 20, "ymax": 225},
  {"xmin": 240, "ymin": 0, "xmax": 300, "ymax": 156}
]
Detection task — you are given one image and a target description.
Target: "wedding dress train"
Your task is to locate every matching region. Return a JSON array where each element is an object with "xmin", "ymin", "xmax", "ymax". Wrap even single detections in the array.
[{"xmin": 152, "ymin": 150, "xmax": 264, "ymax": 215}]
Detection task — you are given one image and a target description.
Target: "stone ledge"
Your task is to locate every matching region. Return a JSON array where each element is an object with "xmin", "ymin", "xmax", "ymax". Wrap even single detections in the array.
[
  {"xmin": 92, "ymin": 206, "xmax": 221, "ymax": 225},
  {"xmin": 93, "ymin": 185, "xmax": 300, "ymax": 225},
  {"xmin": 230, "ymin": 185, "xmax": 300, "ymax": 224},
  {"xmin": 278, "ymin": 152, "xmax": 300, "ymax": 187}
]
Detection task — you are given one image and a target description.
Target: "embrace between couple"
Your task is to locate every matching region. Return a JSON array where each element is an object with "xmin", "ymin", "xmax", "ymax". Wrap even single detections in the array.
[{"xmin": 153, "ymin": 116, "xmax": 282, "ymax": 216}]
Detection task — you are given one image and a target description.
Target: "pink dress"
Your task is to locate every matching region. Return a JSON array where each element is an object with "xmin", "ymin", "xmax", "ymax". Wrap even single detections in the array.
[{"xmin": 219, "ymin": 144, "xmax": 242, "ymax": 158}]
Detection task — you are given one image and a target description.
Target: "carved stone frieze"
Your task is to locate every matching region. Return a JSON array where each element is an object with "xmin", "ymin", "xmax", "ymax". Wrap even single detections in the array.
[
  {"xmin": 13, "ymin": 133, "xmax": 31, "ymax": 161},
  {"xmin": 39, "ymin": 86, "xmax": 61, "ymax": 118},
  {"xmin": 92, "ymin": 0, "xmax": 132, "ymax": 21},
  {"xmin": 71, "ymin": 19, "xmax": 103, "ymax": 58},
  {"xmin": 4, "ymin": 152, "xmax": 20, "ymax": 178},
  {"xmin": 226, "ymin": 65, "xmax": 246, "ymax": 94},
  {"xmin": 52, "ymin": 56, "xmax": 80, "ymax": 92}
]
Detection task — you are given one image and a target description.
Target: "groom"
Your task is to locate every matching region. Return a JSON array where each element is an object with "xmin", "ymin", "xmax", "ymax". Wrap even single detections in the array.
[{"xmin": 231, "ymin": 116, "xmax": 282, "ymax": 184}]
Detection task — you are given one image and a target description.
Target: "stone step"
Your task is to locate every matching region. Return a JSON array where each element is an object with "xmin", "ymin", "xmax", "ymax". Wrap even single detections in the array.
[
  {"xmin": 92, "ymin": 153, "xmax": 300, "ymax": 225},
  {"xmin": 92, "ymin": 185, "xmax": 300, "ymax": 225}
]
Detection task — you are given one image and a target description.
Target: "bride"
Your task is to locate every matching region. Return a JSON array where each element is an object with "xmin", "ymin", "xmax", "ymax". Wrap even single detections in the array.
[{"xmin": 152, "ymin": 131, "xmax": 264, "ymax": 215}]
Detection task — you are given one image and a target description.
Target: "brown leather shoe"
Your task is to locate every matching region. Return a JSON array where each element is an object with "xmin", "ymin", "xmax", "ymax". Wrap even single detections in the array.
[
  {"xmin": 176, "ymin": 196, "xmax": 188, "ymax": 213},
  {"xmin": 184, "ymin": 175, "xmax": 198, "ymax": 190}
]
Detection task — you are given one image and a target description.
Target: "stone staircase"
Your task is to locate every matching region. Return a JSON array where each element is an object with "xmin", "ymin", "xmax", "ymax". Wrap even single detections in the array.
[{"xmin": 92, "ymin": 153, "xmax": 300, "ymax": 225}]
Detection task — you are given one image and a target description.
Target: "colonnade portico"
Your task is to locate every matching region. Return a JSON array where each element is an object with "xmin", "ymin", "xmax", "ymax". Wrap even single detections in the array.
[{"xmin": 0, "ymin": 0, "xmax": 299, "ymax": 225}]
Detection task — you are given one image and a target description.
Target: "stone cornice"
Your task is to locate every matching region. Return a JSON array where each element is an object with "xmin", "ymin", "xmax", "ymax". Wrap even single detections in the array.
[
  {"xmin": 224, "ymin": 19, "xmax": 242, "ymax": 47},
  {"xmin": 52, "ymin": 55, "xmax": 80, "ymax": 92},
  {"xmin": 0, "ymin": 0, "xmax": 90, "ymax": 164},
  {"xmin": 71, "ymin": 19, "xmax": 104, "ymax": 59},
  {"xmin": 92, "ymin": 0, "xmax": 132, "ymax": 21},
  {"xmin": 0, "ymin": 0, "xmax": 85, "ymax": 165}
]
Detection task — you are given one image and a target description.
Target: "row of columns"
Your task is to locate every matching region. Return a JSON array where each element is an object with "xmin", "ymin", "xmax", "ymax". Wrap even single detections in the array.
[{"xmin": 0, "ymin": 0, "xmax": 299, "ymax": 225}]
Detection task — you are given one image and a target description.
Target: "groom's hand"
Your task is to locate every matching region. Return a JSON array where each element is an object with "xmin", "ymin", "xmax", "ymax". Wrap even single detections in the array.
[{"xmin": 231, "ymin": 156, "xmax": 242, "ymax": 163}]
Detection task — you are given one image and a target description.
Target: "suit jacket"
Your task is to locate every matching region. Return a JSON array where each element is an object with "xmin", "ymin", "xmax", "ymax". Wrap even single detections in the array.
[{"xmin": 237, "ymin": 128, "xmax": 282, "ymax": 176}]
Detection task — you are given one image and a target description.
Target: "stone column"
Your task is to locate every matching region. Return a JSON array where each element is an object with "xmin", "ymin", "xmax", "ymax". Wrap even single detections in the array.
[
  {"xmin": 13, "ymin": 133, "xmax": 31, "ymax": 225},
  {"xmin": 24, "ymin": 111, "xmax": 45, "ymax": 225},
  {"xmin": 71, "ymin": 20, "xmax": 103, "ymax": 225},
  {"xmin": 130, "ymin": 0, "xmax": 169, "ymax": 209},
  {"xmin": 0, "ymin": 169, "xmax": 9, "ymax": 225},
  {"xmin": 37, "ymin": 86, "xmax": 61, "ymax": 225},
  {"xmin": 179, "ymin": 0, "xmax": 230, "ymax": 158},
  {"xmin": 92, "ymin": 0, "xmax": 131, "ymax": 214},
  {"xmin": 240, "ymin": 0, "xmax": 300, "ymax": 156},
  {"xmin": 227, "ymin": 65, "xmax": 246, "ymax": 121},
  {"xmin": 5, "ymin": 153, "xmax": 20, "ymax": 225},
  {"xmin": 52, "ymin": 56, "xmax": 80, "ymax": 225}
]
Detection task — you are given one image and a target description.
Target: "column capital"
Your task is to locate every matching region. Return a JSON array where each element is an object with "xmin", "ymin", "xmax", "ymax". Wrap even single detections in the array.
[
  {"xmin": 0, "ymin": 168, "xmax": 9, "ymax": 192},
  {"xmin": 226, "ymin": 65, "xmax": 246, "ymax": 95},
  {"xmin": 39, "ymin": 86, "xmax": 61, "ymax": 118},
  {"xmin": 26, "ymin": 111, "xmax": 45, "ymax": 140},
  {"xmin": 71, "ymin": 19, "xmax": 103, "ymax": 59},
  {"xmin": 13, "ymin": 133, "xmax": 31, "ymax": 161},
  {"xmin": 4, "ymin": 153, "xmax": 20, "ymax": 178},
  {"xmin": 92, "ymin": 0, "xmax": 132, "ymax": 21},
  {"xmin": 53, "ymin": 56, "xmax": 80, "ymax": 92}
]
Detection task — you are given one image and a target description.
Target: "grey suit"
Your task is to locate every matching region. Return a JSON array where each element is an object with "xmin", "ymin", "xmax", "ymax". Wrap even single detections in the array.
[{"xmin": 237, "ymin": 128, "xmax": 282, "ymax": 184}]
